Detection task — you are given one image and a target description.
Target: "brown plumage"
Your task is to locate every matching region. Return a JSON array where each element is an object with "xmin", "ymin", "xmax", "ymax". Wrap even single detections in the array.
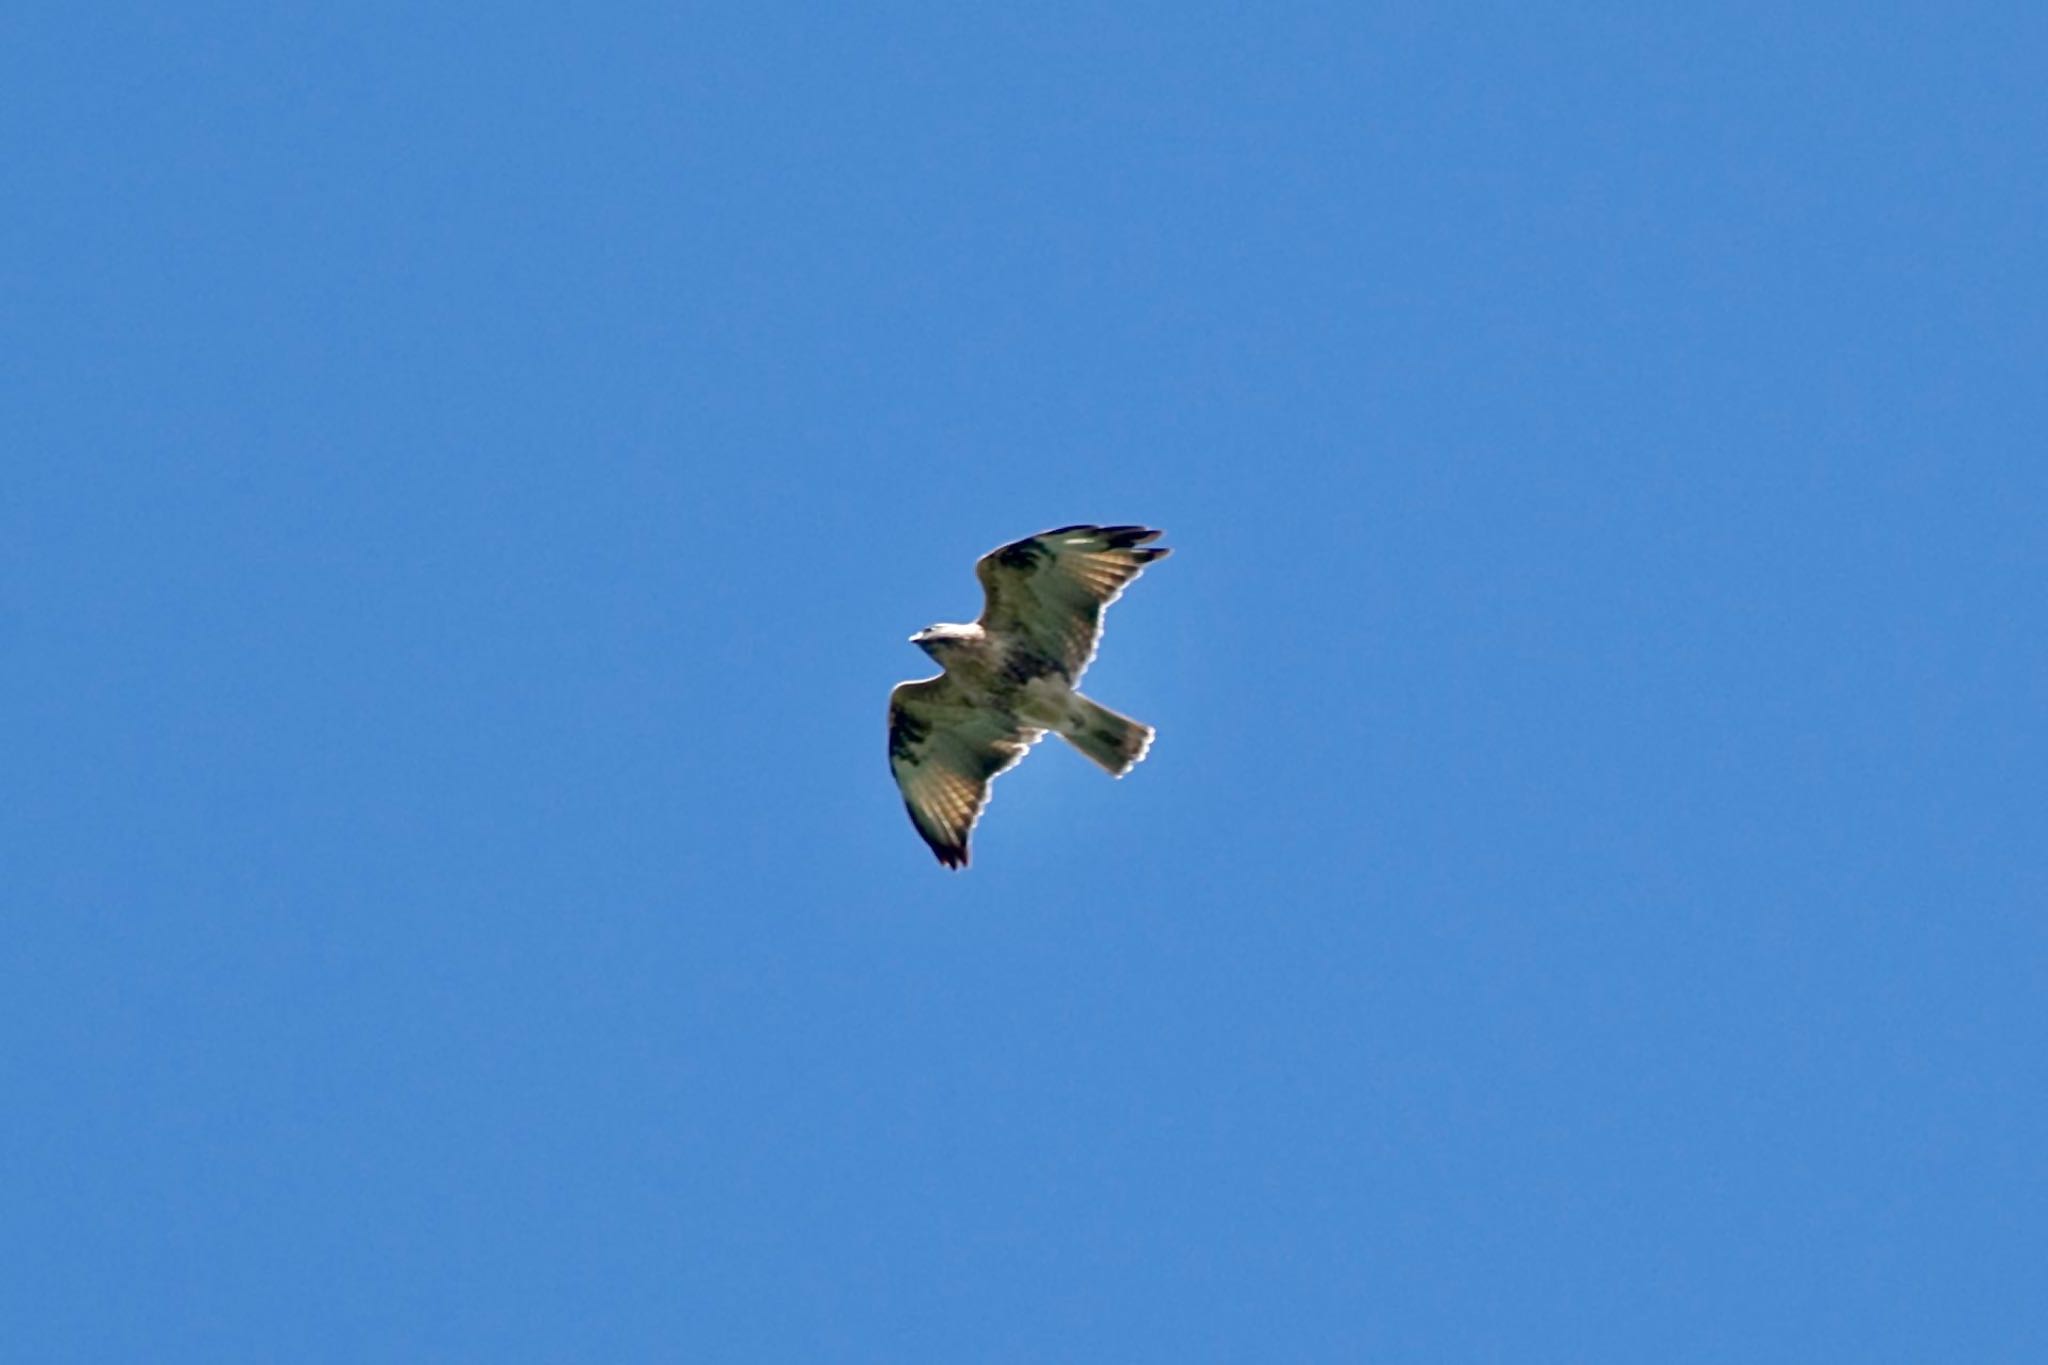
[{"xmin": 888, "ymin": 524, "xmax": 1171, "ymax": 868}]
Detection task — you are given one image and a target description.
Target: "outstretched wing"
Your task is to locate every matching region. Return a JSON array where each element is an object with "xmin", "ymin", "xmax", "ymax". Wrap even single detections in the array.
[
  {"xmin": 888, "ymin": 676, "xmax": 1044, "ymax": 869},
  {"xmin": 974, "ymin": 524, "xmax": 1171, "ymax": 679}
]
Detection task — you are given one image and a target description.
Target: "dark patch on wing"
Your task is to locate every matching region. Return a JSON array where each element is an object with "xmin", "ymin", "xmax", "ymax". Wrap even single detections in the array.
[
  {"xmin": 887, "ymin": 705, "xmax": 931, "ymax": 762},
  {"xmin": 992, "ymin": 537, "xmax": 1045, "ymax": 571}
]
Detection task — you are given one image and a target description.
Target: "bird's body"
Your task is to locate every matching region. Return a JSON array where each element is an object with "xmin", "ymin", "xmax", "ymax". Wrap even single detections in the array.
[{"xmin": 888, "ymin": 524, "xmax": 1170, "ymax": 868}]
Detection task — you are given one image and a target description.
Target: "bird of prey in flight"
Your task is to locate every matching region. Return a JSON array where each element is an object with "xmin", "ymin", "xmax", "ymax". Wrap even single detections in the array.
[{"xmin": 888, "ymin": 524, "xmax": 1171, "ymax": 869}]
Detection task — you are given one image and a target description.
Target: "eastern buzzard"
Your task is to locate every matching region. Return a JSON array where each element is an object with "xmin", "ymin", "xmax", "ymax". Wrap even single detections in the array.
[{"xmin": 888, "ymin": 524, "xmax": 1171, "ymax": 868}]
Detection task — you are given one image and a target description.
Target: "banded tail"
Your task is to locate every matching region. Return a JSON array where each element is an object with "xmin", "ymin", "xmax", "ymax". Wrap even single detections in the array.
[{"xmin": 1061, "ymin": 694, "xmax": 1155, "ymax": 777}]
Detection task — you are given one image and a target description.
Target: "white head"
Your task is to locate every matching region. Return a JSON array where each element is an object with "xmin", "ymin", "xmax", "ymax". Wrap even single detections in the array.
[{"xmin": 909, "ymin": 623, "xmax": 977, "ymax": 663}]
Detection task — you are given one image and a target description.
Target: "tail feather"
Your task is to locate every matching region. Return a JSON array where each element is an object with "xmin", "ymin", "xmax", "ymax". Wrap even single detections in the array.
[{"xmin": 1063, "ymin": 695, "xmax": 1155, "ymax": 776}]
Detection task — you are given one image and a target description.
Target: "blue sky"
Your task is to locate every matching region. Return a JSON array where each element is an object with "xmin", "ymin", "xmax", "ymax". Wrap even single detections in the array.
[{"xmin": 6, "ymin": 3, "xmax": 2044, "ymax": 1360}]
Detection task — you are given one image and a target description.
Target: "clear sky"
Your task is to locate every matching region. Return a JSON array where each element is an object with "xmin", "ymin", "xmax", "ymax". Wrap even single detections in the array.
[{"xmin": 7, "ymin": 3, "xmax": 2044, "ymax": 1360}]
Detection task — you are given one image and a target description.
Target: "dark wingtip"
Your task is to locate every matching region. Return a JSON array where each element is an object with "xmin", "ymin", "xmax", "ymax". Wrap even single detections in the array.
[
  {"xmin": 906, "ymin": 799, "xmax": 972, "ymax": 869},
  {"xmin": 1038, "ymin": 523, "xmax": 1167, "ymax": 548}
]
